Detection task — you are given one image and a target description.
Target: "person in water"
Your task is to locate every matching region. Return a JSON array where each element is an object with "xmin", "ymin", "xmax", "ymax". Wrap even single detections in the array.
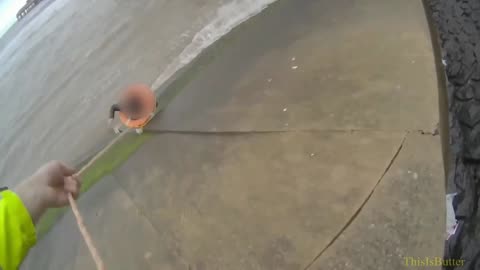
[
  {"xmin": 109, "ymin": 84, "xmax": 158, "ymax": 134},
  {"xmin": 109, "ymin": 95, "xmax": 143, "ymax": 122},
  {"xmin": 0, "ymin": 161, "xmax": 81, "ymax": 270},
  {"xmin": 108, "ymin": 95, "xmax": 156, "ymax": 134}
]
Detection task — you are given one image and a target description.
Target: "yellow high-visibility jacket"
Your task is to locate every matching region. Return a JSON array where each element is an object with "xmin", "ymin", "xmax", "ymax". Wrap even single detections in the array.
[{"xmin": 0, "ymin": 189, "xmax": 36, "ymax": 270}]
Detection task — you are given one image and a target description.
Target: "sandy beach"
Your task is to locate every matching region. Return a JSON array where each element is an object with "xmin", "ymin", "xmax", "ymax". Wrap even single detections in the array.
[
  {"xmin": 17, "ymin": 0, "xmax": 445, "ymax": 269},
  {"xmin": 0, "ymin": 0, "xmax": 274, "ymax": 186}
]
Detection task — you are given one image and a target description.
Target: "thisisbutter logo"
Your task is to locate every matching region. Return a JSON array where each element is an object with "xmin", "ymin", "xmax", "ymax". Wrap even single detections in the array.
[{"xmin": 404, "ymin": 257, "xmax": 464, "ymax": 267}]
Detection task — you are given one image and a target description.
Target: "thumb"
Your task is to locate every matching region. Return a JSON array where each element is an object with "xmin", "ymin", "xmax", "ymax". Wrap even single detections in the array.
[{"xmin": 58, "ymin": 162, "xmax": 76, "ymax": 176}]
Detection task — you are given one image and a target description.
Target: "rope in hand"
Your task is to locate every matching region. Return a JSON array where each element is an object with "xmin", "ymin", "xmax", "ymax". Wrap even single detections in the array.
[{"xmin": 67, "ymin": 132, "xmax": 127, "ymax": 270}]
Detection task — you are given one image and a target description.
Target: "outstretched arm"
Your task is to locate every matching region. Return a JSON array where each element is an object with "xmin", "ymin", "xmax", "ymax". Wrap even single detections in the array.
[{"xmin": 109, "ymin": 103, "xmax": 121, "ymax": 120}]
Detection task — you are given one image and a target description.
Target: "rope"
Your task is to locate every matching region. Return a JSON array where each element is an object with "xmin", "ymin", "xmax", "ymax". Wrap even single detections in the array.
[
  {"xmin": 68, "ymin": 195, "xmax": 105, "ymax": 270},
  {"xmin": 67, "ymin": 86, "xmax": 154, "ymax": 268},
  {"xmin": 68, "ymin": 131, "xmax": 128, "ymax": 269}
]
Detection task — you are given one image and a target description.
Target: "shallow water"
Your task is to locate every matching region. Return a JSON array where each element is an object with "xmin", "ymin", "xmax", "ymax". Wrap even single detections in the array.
[{"xmin": 0, "ymin": 0, "xmax": 276, "ymax": 186}]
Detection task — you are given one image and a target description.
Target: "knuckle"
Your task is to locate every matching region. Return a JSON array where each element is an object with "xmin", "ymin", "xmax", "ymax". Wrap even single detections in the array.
[{"xmin": 50, "ymin": 160, "xmax": 62, "ymax": 167}]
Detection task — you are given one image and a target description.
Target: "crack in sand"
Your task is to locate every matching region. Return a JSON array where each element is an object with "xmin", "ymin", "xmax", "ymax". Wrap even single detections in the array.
[
  {"xmin": 106, "ymin": 128, "xmax": 414, "ymax": 269},
  {"xmin": 145, "ymin": 128, "xmax": 418, "ymax": 135},
  {"xmin": 302, "ymin": 132, "xmax": 408, "ymax": 270}
]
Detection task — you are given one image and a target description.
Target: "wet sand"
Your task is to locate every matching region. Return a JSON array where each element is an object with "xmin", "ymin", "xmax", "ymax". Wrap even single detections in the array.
[
  {"xmin": 22, "ymin": 0, "xmax": 444, "ymax": 269},
  {"xmin": 0, "ymin": 0, "xmax": 274, "ymax": 186}
]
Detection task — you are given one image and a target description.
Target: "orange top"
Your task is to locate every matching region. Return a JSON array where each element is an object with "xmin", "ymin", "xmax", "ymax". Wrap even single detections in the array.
[{"xmin": 118, "ymin": 84, "xmax": 156, "ymax": 128}]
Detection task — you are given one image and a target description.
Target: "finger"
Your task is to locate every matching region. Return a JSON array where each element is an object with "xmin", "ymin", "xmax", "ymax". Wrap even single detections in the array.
[
  {"xmin": 73, "ymin": 176, "xmax": 82, "ymax": 192},
  {"xmin": 55, "ymin": 191, "xmax": 70, "ymax": 207},
  {"xmin": 57, "ymin": 162, "xmax": 77, "ymax": 176},
  {"xmin": 70, "ymin": 173, "xmax": 82, "ymax": 184},
  {"xmin": 64, "ymin": 177, "xmax": 80, "ymax": 198},
  {"xmin": 64, "ymin": 177, "xmax": 80, "ymax": 194}
]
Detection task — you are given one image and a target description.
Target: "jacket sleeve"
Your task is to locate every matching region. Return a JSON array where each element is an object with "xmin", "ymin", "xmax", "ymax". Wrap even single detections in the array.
[
  {"xmin": 109, "ymin": 104, "xmax": 121, "ymax": 119},
  {"xmin": 0, "ymin": 190, "xmax": 37, "ymax": 270}
]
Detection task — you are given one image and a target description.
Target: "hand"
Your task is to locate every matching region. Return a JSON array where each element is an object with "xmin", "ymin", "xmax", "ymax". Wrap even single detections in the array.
[
  {"xmin": 28, "ymin": 161, "xmax": 81, "ymax": 208},
  {"xmin": 15, "ymin": 161, "xmax": 81, "ymax": 223}
]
